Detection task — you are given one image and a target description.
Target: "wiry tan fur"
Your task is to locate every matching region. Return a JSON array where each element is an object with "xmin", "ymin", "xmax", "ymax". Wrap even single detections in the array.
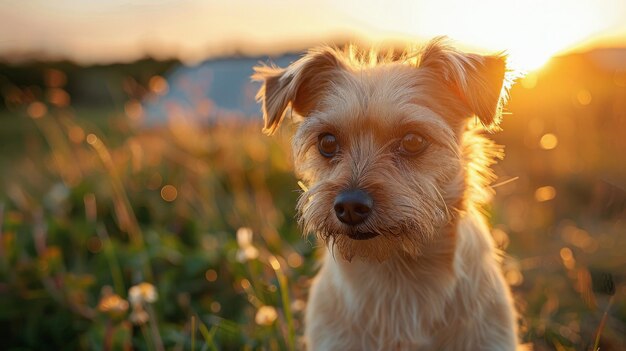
[{"xmin": 253, "ymin": 38, "xmax": 522, "ymax": 350}]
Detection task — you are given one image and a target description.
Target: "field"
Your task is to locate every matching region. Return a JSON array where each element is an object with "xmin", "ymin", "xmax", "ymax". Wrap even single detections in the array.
[{"xmin": 0, "ymin": 52, "xmax": 625, "ymax": 350}]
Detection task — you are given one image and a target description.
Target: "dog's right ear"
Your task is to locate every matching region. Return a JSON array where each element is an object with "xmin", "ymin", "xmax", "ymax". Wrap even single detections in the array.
[
  {"xmin": 252, "ymin": 48, "xmax": 345, "ymax": 135},
  {"xmin": 418, "ymin": 37, "xmax": 509, "ymax": 130}
]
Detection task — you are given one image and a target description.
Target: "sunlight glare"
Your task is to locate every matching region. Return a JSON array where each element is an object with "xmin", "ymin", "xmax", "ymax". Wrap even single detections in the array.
[{"xmin": 343, "ymin": 0, "xmax": 625, "ymax": 71}]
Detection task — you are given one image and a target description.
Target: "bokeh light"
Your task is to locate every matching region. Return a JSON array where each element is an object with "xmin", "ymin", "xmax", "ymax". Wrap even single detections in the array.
[
  {"xmin": 46, "ymin": 88, "xmax": 70, "ymax": 107},
  {"xmin": 160, "ymin": 184, "xmax": 178, "ymax": 202},
  {"xmin": 124, "ymin": 100, "xmax": 144, "ymax": 121},
  {"xmin": 205, "ymin": 269, "xmax": 218, "ymax": 282},
  {"xmin": 539, "ymin": 133, "xmax": 559, "ymax": 150},
  {"xmin": 287, "ymin": 252, "xmax": 303, "ymax": 268},
  {"xmin": 68, "ymin": 126, "xmax": 85, "ymax": 144},
  {"xmin": 27, "ymin": 102, "xmax": 47, "ymax": 119},
  {"xmin": 149, "ymin": 76, "xmax": 169, "ymax": 96},
  {"xmin": 535, "ymin": 186, "xmax": 557, "ymax": 202},
  {"xmin": 86, "ymin": 133, "xmax": 98, "ymax": 145}
]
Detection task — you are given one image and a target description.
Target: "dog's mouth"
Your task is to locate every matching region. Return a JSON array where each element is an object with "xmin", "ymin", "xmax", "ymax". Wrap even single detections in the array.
[{"xmin": 346, "ymin": 231, "xmax": 380, "ymax": 240}]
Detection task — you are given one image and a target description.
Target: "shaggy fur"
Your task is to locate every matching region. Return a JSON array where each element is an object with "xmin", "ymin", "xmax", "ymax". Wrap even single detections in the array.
[{"xmin": 253, "ymin": 38, "xmax": 520, "ymax": 350}]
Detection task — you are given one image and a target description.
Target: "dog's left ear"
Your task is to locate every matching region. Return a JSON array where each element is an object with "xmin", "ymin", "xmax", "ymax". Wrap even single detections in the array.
[
  {"xmin": 252, "ymin": 48, "xmax": 346, "ymax": 135},
  {"xmin": 419, "ymin": 39, "xmax": 508, "ymax": 129}
]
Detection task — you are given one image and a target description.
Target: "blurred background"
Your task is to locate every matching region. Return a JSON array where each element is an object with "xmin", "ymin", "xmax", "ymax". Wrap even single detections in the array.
[{"xmin": 1, "ymin": 1, "xmax": 625, "ymax": 350}]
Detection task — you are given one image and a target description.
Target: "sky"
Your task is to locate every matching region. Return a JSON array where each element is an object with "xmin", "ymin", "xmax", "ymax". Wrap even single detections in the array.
[{"xmin": 2, "ymin": 0, "xmax": 626, "ymax": 70}]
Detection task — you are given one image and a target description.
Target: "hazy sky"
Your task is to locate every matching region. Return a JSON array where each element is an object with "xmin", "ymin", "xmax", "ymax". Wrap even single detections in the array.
[{"xmin": 2, "ymin": 0, "xmax": 626, "ymax": 68}]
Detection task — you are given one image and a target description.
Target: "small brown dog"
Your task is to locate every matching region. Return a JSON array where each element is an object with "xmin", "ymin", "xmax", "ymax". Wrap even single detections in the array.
[{"xmin": 254, "ymin": 38, "xmax": 520, "ymax": 350}]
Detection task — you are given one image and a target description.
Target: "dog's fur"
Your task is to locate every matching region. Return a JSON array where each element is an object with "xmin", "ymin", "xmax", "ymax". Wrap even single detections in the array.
[{"xmin": 253, "ymin": 38, "xmax": 520, "ymax": 350}]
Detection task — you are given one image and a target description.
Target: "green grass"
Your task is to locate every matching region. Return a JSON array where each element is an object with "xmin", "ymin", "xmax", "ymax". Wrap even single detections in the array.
[{"xmin": 0, "ymin": 103, "xmax": 311, "ymax": 350}]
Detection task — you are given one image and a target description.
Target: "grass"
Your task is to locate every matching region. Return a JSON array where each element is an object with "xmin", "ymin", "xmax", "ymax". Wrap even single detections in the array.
[
  {"xmin": 0, "ymin": 100, "xmax": 311, "ymax": 350},
  {"xmin": 0, "ymin": 62, "xmax": 625, "ymax": 350}
]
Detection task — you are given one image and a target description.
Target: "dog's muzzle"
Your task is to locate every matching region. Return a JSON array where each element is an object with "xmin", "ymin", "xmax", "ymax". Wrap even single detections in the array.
[{"xmin": 333, "ymin": 189, "xmax": 373, "ymax": 226}]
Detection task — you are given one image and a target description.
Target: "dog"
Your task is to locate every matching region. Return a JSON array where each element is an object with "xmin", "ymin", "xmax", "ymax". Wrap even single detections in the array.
[{"xmin": 253, "ymin": 38, "xmax": 520, "ymax": 350}]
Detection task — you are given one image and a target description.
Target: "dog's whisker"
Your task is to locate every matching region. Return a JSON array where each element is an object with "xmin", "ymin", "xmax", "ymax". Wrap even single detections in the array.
[{"xmin": 431, "ymin": 182, "xmax": 451, "ymax": 219}]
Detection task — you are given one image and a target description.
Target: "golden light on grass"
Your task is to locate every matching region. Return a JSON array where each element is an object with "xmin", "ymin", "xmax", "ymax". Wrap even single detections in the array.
[
  {"xmin": 576, "ymin": 89, "xmax": 592, "ymax": 106},
  {"xmin": 149, "ymin": 75, "xmax": 169, "ymax": 96},
  {"xmin": 297, "ymin": 181, "xmax": 309, "ymax": 192},
  {"xmin": 535, "ymin": 186, "xmax": 556, "ymax": 202},
  {"xmin": 268, "ymin": 255, "xmax": 281, "ymax": 271},
  {"xmin": 540, "ymin": 133, "xmax": 558, "ymax": 150},
  {"xmin": 267, "ymin": 253, "xmax": 296, "ymax": 347},
  {"xmin": 561, "ymin": 225, "xmax": 598, "ymax": 253},
  {"xmin": 86, "ymin": 133, "xmax": 98, "ymax": 145},
  {"xmin": 560, "ymin": 247, "xmax": 576, "ymax": 270},
  {"xmin": 560, "ymin": 247, "xmax": 573, "ymax": 261},
  {"xmin": 85, "ymin": 132, "xmax": 146, "ymax": 248},
  {"xmin": 160, "ymin": 184, "xmax": 178, "ymax": 202},
  {"xmin": 27, "ymin": 102, "xmax": 47, "ymax": 119}
]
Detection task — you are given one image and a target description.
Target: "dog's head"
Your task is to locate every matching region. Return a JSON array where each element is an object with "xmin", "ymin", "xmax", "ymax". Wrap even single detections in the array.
[{"xmin": 253, "ymin": 38, "xmax": 509, "ymax": 261}]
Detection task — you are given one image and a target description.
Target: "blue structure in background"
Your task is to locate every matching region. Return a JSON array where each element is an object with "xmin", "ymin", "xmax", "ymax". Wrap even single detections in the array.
[{"xmin": 142, "ymin": 54, "xmax": 298, "ymax": 126}]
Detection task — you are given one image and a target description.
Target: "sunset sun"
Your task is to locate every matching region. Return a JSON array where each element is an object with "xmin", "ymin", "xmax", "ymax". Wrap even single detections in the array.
[{"xmin": 344, "ymin": 0, "xmax": 625, "ymax": 71}]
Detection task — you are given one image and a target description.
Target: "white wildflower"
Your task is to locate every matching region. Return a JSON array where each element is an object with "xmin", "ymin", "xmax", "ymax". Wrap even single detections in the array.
[
  {"xmin": 236, "ymin": 227, "xmax": 259, "ymax": 262},
  {"xmin": 255, "ymin": 305, "xmax": 278, "ymax": 326},
  {"xmin": 128, "ymin": 282, "xmax": 158, "ymax": 304},
  {"xmin": 129, "ymin": 303, "xmax": 149, "ymax": 325}
]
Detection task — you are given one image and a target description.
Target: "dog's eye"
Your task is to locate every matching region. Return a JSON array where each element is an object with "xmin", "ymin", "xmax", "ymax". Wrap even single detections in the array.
[
  {"xmin": 318, "ymin": 133, "xmax": 338, "ymax": 158},
  {"xmin": 399, "ymin": 133, "xmax": 429, "ymax": 156}
]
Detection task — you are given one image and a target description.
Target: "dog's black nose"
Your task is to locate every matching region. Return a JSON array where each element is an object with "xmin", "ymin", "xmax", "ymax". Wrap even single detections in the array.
[{"xmin": 334, "ymin": 189, "xmax": 373, "ymax": 225}]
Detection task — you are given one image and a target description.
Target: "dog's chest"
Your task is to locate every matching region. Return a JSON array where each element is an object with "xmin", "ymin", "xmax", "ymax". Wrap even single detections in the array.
[{"xmin": 328, "ymin": 257, "xmax": 458, "ymax": 349}]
